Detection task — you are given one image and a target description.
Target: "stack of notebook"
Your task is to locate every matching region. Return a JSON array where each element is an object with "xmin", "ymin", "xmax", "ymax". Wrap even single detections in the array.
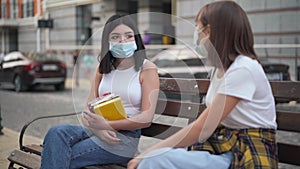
[{"xmin": 88, "ymin": 93, "xmax": 126, "ymax": 120}]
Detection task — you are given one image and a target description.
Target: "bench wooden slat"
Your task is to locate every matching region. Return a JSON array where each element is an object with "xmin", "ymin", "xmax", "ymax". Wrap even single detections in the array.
[
  {"xmin": 270, "ymin": 81, "xmax": 300, "ymax": 100},
  {"xmin": 156, "ymin": 99, "xmax": 205, "ymax": 119},
  {"xmin": 18, "ymin": 145, "xmax": 127, "ymax": 169},
  {"xmin": 160, "ymin": 78, "xmax": 210, "ymax": 94},
  {"xmin": 141, "ymin": 123, "xmax": 182, "ymax": 139},
  {"xmin": 23, "ymin": 144, "xmax": 43, "ymax": 156},
  {"xmin": 278, "ymin": 143, "xmax": 300, "ymax": 166},
  {"xmin": 276, "ymin": 111, "xmax": 300, "ymax": 133},
  {"xmin": 8, "ymin": 149, "xmax": 41, "ymax": 169}
]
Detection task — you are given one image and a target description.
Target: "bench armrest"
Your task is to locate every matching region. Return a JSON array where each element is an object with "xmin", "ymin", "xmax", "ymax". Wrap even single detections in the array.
[{"xmin": 19, "ymin": 112, "xmax": 81, "ymax": 150}]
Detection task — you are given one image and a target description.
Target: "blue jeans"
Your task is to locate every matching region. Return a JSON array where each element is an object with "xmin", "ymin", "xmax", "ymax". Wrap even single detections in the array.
[
  {"xmin": 41, "ymin": 124, "xmax": 140, "ymax": 169},
  {"xmin": 138, "ymin": 148, "xmax": 233, "ymax": 169}
]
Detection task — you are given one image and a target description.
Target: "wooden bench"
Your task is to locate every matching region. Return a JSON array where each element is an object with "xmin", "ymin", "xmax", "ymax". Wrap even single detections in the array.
[{"xmin": 7, "ymin": 78, "xmax": 300, "ymax": 169}]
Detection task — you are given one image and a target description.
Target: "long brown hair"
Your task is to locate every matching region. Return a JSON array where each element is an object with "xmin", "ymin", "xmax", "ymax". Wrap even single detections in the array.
[{"xmin": 196, "ymin": 1, "xmax": 258, "ymax": 69}]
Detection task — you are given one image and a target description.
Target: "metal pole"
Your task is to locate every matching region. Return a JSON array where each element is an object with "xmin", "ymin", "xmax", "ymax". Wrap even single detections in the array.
[
  {"xmin": 0, "ymin": 104, "xmax": 3, "ymax": 135},
  {"xmin": 1, "ymin": 28, "xmax": 5, "ymax": 53},
  {"xmin": 37, "ymin": 28, "xmax": 41, "ymax": 52},
  {"xmin": 295, "ymin": 37, "xmax": 298, "ymax": 81},
  {"xmin": 45, "ymin": 12, "xmax": 50, "ymax": 50},
  {"xmin": 36, "ymin": 0, "xmax": 41, "ymax": 52}
]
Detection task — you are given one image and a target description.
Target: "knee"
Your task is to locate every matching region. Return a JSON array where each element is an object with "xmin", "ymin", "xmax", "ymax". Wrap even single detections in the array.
[
  {"xmin": 44, "ymin": 124, "xmax": 71, "ymax": 140},
  {"xmin": 138, "ymin": 156, "xmax": 162, "ymax": 169},
  {"xmin": 138, "ymin": 148, "xmax": 173, "ymax": 169}
]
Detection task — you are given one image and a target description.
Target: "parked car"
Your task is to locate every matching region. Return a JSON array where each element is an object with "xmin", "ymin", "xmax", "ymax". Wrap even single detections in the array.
[
  {"xmin": 261, "ymin": 60, "xmax": 290, "ymax": 81},
  {"xmin": 150, "ymin": 46, "xmax": 212, "ymax": 79},
  {"xmin": 151, "ymin": 46, "xmax": 291, "ymax": 81},
  {"xmin": 0, "ymin": 51, "xmax": 67, "ymax": 92}
]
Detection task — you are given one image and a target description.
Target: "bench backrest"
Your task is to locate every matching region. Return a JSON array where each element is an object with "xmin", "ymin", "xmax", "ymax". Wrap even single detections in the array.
[
  {"xmin": 142, "ymin": 78, "xmax": 209, "ymax": 139},
  {"xmin": 270, "ymin": 81, "xmax": 300, "ymax": 166},
  {"xmin": 142, "ymin": 78, "xmax": 300, "ymax": 166}
]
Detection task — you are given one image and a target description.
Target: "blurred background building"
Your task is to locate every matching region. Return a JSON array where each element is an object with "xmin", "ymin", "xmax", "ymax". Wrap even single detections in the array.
[{"xmin": 0, "ymin": 0, "xmax": 299, "ymax": 79}]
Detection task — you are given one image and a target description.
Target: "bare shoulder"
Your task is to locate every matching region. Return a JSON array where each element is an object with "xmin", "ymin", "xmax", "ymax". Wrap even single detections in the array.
[
  {"xmin": 140, "ymin": 60, "xmax": 159, "ymax": 83},
  {"xmin": 142, "ymin": 59, "xmax": 157, "ymax": 71}
]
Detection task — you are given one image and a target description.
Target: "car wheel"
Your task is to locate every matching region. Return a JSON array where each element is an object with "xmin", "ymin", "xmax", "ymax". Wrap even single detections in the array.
[
  {"xmin": 54, "ymin": 82, "xmax": 65, "ymax": 91},
  {"xmin": 14, "ymin": 75, "xmax": 25, "ymax": 92}
]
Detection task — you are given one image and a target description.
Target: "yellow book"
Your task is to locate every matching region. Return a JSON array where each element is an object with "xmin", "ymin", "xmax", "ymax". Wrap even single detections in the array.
[{"xmin": 92, "ymin": 96, "xmax": 126, "ymax": 120}]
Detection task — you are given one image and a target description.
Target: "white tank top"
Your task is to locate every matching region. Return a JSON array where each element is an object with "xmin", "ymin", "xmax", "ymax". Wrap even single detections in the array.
[{"xmin": 98, "ymin": 64, "xmax": 142, "ymax": 118}]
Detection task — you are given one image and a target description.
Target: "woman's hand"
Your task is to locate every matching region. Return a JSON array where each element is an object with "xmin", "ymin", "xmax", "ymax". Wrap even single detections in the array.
[
  {"xmin": 93, "ymin": 130, "xmax": 121, "ymax": 144},
  {"xmin": 81, "ymin": 112, "xmax": 120, "ymax": 144},
  {"xmin": 82, "ymin": 111, "xmax": 111, "ymax": 130},
  {"xmin": 81, "ymin": 112, "xmax": 89, "ymax": 127},
  {"xmin": 127, "ymin": 157, "xmax": 141, "ymax": 169}
]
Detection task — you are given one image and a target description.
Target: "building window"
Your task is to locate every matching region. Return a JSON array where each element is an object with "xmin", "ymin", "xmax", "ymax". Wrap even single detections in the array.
[
  {"xmin": 115, "ymin": 0, "xmax": 137, "ymax": 23},
  {"xmin": 23, "ymin": 0, "xmax": 33, "ymax": 18},
  {"xmin": 10, "ymin": 0, "xmax": 18, "ymax": 19},
  {"xmin": 23, "ymin": 0, "xmax": 27, "ymax": 17},
  {"xmin": 28, "ymin": 0, "xmax": 34, "ymax": 17},
  {"xmin": 1, "ymin": 0, "xmax": 6, "ymax": 19},
  {"xmin": 76, "ymin": 5, "xmax": 92, "ymax": 45}
]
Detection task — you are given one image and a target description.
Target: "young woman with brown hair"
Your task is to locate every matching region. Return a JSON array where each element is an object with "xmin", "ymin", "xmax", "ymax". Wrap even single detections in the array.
[{"xmin": 128, "ymin": 1, "xmax": 277, "ymax": 169}]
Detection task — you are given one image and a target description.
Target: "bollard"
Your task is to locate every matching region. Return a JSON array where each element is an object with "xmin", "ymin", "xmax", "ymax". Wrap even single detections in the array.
[{"xmin": 0, "ymin": 104, "xmax": 3, "ymax": 135}]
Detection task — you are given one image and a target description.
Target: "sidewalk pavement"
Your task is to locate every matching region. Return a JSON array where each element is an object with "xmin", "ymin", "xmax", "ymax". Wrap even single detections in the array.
[
  {"xmin": 0, "ymin": 128, "xmax": 42, "ymax": 169},
  {"xmin": 0, "ymin": 77, "xmax": 90, "ymax": 169}
]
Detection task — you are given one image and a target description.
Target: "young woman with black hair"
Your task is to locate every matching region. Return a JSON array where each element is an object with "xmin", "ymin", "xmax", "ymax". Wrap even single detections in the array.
[{"xmin": 41, "ymin": 14, "xmax": 159, "ymax": 169}]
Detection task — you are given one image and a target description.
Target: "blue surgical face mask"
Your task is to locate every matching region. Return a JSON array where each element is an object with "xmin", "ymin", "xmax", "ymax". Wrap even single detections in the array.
[
  {"xmin": 109, "ymin": 41, "xmax": 137, "ymax": 58},
  {"xmin": 194, "ymin": 30, "xmax": 209, "ymax": 57}
]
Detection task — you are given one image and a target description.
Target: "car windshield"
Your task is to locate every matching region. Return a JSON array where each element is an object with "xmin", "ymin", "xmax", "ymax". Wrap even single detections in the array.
[{"xmin": 30, "ymin": 52, "xmax": 59, "ymax": 61}]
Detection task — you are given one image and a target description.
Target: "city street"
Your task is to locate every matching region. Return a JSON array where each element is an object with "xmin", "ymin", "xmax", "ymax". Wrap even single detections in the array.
[{"xmin": 0, "ymin": 78, "xmax": 90, "ymax": 139}]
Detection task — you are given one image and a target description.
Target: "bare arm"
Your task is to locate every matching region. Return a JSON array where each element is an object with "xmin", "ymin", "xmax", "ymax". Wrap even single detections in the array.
[
  {"xmin": 81, "ymin": 65, "xmax": 101, "ymax": 124},
  {"xmin": 86, "ymin": 66, "xmax": 101, "ymax": 104},
  {"xmin": 81, "ymin": 66, "xmax": 123, "ymax": 144}
]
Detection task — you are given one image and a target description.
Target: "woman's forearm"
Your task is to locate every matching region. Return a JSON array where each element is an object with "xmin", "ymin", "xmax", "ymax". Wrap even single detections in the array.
[
  {"xmin": 135, "ymin": 121, "xmax": 200, "ymax": 159},
  {"xmin": 136, "ymin": 107, "xmax": 211, "ymax": 159},
  {"xmin": 108, "ymin": 111, "xmax": 154, "ymax": 131}
]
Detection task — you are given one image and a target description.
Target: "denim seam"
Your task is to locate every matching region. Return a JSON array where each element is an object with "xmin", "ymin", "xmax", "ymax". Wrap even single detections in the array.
[{"xmin": 71, "ymin": 146, "xmax": 102, "ymax": 160}]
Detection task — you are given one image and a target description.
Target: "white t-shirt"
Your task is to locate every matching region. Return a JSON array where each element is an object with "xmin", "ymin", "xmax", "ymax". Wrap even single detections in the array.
[{"xmin": 205, "ymin": 55, "xmax": 277, "ymax": 129}]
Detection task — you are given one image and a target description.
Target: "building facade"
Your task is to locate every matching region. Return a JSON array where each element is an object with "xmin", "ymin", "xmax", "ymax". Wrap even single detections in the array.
[
  {"xmin": 0, "ymin": 0, "xmax": 299, "ymax": 79},
  {"xmin": 176, "ymin": 0, "xmax": 300, "ymax": 79},
  {"xmin": 0, "ymin": 0, "xmax": 174, "ymax": 53},
  {"xmin": 0, "ymin": 0, "xmax": 42, "ymax": 52}
]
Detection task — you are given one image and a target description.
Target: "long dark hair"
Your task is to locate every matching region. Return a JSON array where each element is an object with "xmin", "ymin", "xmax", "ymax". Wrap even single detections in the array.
[
  {"xmin": 98, "ymin": 14, "xmax": 146, "ymax": 73},
  {"xmin": 196, "ymin": 1, "xmax": 258, "ymax": 69}
]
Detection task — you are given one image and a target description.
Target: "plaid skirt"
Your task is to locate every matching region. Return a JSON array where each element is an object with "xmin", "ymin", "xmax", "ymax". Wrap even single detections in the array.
[{"xmin": 191, "ymin": 126, "xmax": 278, "ymax": 169}]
